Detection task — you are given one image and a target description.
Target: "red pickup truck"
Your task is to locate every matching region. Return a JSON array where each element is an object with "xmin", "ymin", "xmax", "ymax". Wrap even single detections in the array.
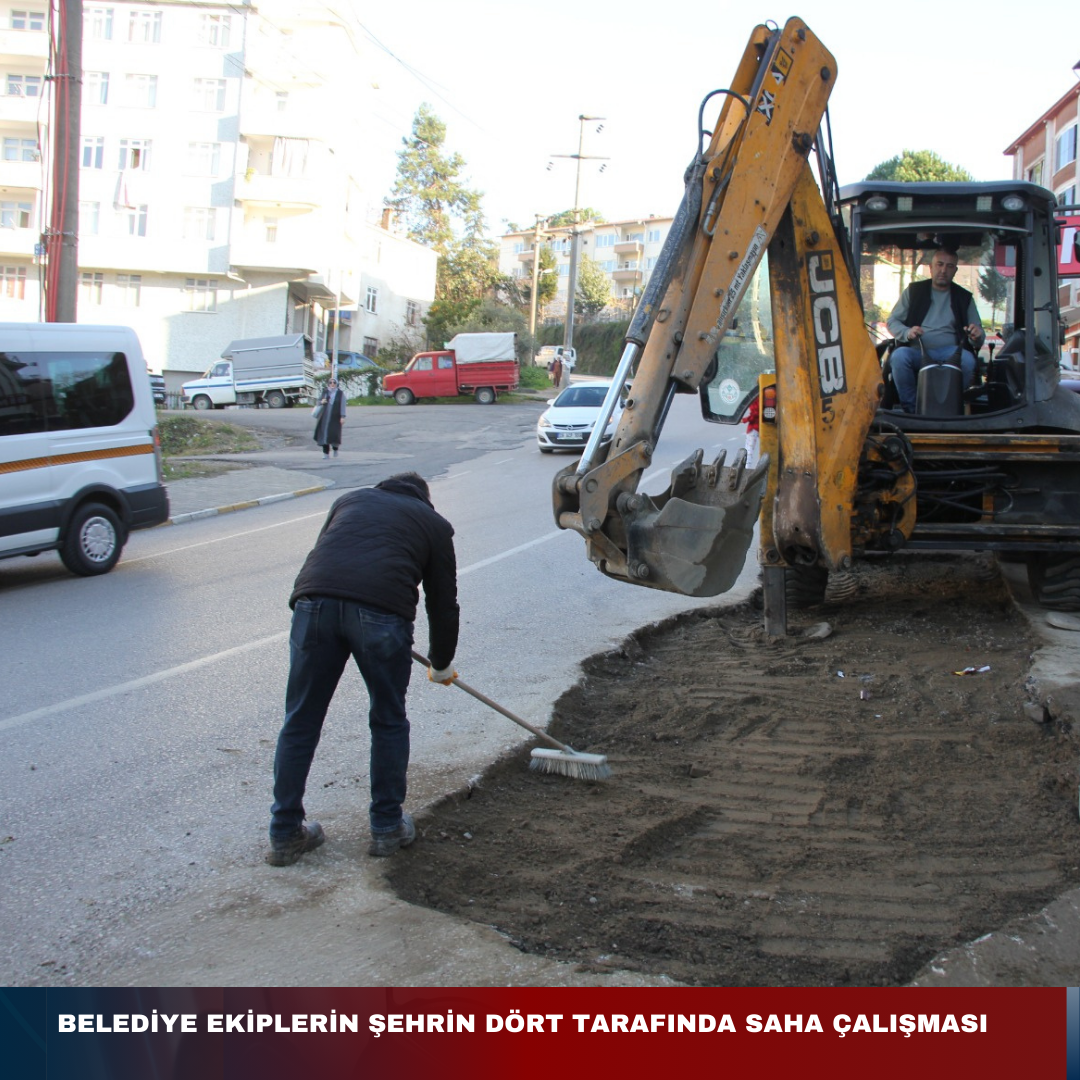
[{"xmin": 382, "ymin": 332, "xmax": 520, "ymax": 405}]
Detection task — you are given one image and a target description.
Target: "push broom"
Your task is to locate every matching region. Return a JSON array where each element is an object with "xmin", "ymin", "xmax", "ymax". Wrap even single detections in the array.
[{"xmin": 411, "ymin": 650, "xmax": 611, "ymax": 781}]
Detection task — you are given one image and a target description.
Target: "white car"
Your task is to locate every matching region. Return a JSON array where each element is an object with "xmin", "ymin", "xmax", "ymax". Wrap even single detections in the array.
[{"xmin": 537, "ymin": 379, "xmax": 626, "ymax": 453}]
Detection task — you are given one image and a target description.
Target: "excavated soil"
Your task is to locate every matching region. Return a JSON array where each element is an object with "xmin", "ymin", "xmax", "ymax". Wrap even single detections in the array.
[{"xmin": 388, "ymin": 555, "xmax": 1080, "ymax": 986}]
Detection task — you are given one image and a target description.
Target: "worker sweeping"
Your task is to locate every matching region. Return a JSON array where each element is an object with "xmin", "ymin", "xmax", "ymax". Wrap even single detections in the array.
[{"xmin": 266, "ymin": 471, "xmax": 459, "ymax": 866}]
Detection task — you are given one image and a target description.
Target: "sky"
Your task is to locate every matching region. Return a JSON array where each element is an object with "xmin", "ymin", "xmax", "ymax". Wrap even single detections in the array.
[{"xmin": 353, "ymin": 0, "xmax": 1079, "ymax": 237}]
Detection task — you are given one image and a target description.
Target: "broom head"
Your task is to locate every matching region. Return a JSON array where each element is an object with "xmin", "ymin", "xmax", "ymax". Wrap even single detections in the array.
[{"xmin": 530, "ymin": 747, "xmax": 612, "ymax": 781}]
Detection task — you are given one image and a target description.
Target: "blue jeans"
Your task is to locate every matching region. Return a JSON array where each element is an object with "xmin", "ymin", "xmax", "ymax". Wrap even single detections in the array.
[
  {"xmin": 270, "ymin": 597, "xmax": 414, "ymax": 838},
  {"xmin": 891, "ymin": 343, "xmax": 976, "ymax": 413}
]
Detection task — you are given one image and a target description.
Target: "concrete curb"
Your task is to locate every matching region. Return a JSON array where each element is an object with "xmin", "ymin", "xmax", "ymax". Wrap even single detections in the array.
[{"xmin": 164, "ymin": 482, "xmax": 333, "ymax": 526}]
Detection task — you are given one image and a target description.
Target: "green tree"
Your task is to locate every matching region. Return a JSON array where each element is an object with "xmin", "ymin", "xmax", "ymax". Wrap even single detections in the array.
[
  {"xmin": 443, "ymin": 298, "xmax": 533, "ymax": 360},
  {"xmin": 575, "ymin": 255, "xmax": 612, "ymax": 321},
  {"xmin": 547, "ymin": 207, "xmax": 606, "ymax": 227},
  {"xmin": 978, "ymin": 256, "xmax": 1008, "ymax": 326},
  {"xmin": 521, "ymin": 246, "xmax": 559, "ymax": 316},
  {"xmin": 865, "ymin": 150, "xmax": 973, "ymax": 182},
  {"xmin": 388, "ymin": 104, "xmax": 499, "ymax": 301},
  {"xmin": 423, "ymin": 297, "xmax": 481, "ymax": 349}
]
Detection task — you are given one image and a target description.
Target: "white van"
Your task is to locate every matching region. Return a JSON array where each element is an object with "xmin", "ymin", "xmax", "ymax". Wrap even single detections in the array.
[{"xmin": 0, "ymin": 322, "xmax": 169, "ymax": 575}]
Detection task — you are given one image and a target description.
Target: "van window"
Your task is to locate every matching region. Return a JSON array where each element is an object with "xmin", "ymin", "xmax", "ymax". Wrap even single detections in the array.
[{"xmin": 0, "ymin": 349, "xmax": 135, "ymax": 435}]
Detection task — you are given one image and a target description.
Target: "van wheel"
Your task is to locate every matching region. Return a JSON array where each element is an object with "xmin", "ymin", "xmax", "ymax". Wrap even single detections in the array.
[
  {"xmin": 266, "ymin": 390, "xmax": 286, "ymax": 409},
  {"xmin": 1027, "ymin": 553, "xmax": 1080, "ymax": 611},
  {"xmin": 192, "ymin": 395, "xmax": 213, "ymax": 411},
  {"xmin": 475, "ymin": 387, "xmax": 496, "ymax": 404},
  {"xmin": 60, "ymin": 503, "xmax": 124, "ymax": 576},
  {"xmin": 394, "ymin": 388, "xmax": 415, "ymax": 406}
]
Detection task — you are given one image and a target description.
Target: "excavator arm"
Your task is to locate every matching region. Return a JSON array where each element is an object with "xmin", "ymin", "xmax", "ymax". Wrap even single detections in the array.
[{"xmin": 553, "ymin": 17, "xmax": 888, "ymax": 597}]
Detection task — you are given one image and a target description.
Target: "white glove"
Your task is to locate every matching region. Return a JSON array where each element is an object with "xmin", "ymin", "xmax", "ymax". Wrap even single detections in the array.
[{"xmin": 428, "ymin": 664, "xmax": 456, "ymax": 686}]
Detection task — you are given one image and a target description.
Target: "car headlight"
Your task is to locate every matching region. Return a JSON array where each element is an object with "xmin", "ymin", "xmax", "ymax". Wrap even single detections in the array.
[{"xmin": 538, "ymin": 416, "xmax": 551, "ymax": 429}]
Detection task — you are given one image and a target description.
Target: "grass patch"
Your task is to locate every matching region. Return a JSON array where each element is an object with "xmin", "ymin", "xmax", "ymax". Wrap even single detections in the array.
[{"xmin": 158, "ymin": 415, "xmax": 261, "ymax": 457}]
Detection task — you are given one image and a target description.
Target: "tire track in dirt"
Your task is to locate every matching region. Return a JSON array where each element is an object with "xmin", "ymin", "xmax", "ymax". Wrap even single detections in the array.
[{"xmin": 387, "ymin": 556, "xmax": 1080, "ymax": 986}]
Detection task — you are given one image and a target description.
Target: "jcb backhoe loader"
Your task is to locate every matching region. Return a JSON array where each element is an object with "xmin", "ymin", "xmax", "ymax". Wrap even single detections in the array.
[{"xmin": 552, "ymin": 16, "xmax": 1080, "ymax": 630}]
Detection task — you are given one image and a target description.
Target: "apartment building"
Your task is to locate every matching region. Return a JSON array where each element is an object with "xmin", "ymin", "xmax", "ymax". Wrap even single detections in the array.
[
  {"xmin": 1004, "ymin": 70, "xmax": 1080, "ymax": 367},
  {"xmin": 0, "ymin": 0, "xmax": 433, "ymax": 384},
  {"xmin": 499, "ymin": 215, "xmax": 674, "ymax": 319}
]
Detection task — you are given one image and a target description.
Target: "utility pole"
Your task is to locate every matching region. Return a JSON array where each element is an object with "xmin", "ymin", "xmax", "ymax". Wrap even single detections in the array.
[
  {"xmin": 46, "ymin": 0, "xmax": 82, "ymax": 322},
  {"xmin": 551, "ymin": 115, "xmax": 607, "ymax": 355},
  {"xmin": 528, "ymin": 214, "xmax": 547, "ymax": 361}
]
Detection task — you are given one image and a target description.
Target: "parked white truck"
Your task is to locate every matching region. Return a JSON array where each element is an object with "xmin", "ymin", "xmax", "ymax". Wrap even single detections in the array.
[{"xmin": 181, "ymin": 334, "xmax": 316, "ymax": 410}]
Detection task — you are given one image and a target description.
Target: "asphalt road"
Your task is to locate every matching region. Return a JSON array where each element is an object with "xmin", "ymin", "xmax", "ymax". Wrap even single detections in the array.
[{"xmin": 0, "ymin": 393, "xmax": 758, "ymax": 985}]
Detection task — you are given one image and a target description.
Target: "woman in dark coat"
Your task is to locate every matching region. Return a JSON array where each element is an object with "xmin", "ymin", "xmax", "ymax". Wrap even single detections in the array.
[{"xmin": 314, "ymin": 378, "xmax": 346, "ymax": 457}]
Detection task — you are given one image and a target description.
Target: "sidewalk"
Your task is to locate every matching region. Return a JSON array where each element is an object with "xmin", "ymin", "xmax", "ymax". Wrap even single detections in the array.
[{"xmin": 164, "ymin": 465, "xmax": 333, "ymax": 524}]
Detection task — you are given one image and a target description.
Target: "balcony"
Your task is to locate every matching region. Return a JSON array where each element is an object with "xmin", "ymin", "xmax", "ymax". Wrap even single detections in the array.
[
  {"xmin": 0, "ymin": 160, "xmax": 42, "ymax": 191},
  {"xmin": 239, "ymin": 108, "xmax": 333, "ymax": 143},
  {"xmin": 0, "ymin": 29, "xmax": 49, "ymax": 63},
  {"xmin": 0, "ymin": 225, "xmax": 37, "ymax": 257},
  {"xmin": 237, "ymin": 170, "xmax": 326, "ymax": 209},
  {"xmin": 0, "ymin": 94, "xmax": 45, "ymax": 126},
  {"xmin": 612, "ymin": 262, "xmax": 643, "ymax": 283},
  {"xmin": 613, "ymin": 238, "xmax": 643, "ymax": 256},
  {"xmin": 229, "ymin": 237, "xmax": 323, "ymax": 275},
  {"xmin": 516, "ymin": 248, "xmax": 535, "ymax": 262}
]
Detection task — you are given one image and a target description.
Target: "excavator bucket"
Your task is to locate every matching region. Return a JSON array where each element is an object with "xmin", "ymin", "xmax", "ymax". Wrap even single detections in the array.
[{"xmin": 599, "ymin": 449, "xmax": 769, "ymax": 596}]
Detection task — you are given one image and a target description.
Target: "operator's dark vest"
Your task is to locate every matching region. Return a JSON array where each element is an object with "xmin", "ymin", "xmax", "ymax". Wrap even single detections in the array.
[{"xmin": 905, "ymin": 279, "xmax": 975, "ymax": 351}]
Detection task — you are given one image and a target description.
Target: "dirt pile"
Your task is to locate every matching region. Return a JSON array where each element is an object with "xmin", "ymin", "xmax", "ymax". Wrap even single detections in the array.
[{"xmin": 388, "ymin": 556, "xmax": 1080, "ymax": 986}]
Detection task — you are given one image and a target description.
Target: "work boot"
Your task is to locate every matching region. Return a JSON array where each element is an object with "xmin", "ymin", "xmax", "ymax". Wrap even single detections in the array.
[
  {"xmin": 368, "ymin": 812, "xmax": 416, "ymax": 857},
  {"xmin": 266, "ymin": 821, "xmax": 325, "ymax": 867}
]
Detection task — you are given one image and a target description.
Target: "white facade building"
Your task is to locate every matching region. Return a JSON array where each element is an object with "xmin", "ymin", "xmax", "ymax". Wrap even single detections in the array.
[
  {"xmin": 499, "ymin": 215, "xmax": 674, "ymax": 320},
  {"xmin": 0, "ymin": 0, "xmax": 434, "ymax": 386}
]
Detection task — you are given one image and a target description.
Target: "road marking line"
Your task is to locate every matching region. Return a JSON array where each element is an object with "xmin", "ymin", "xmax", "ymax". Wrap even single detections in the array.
[
  {"xmin": 0, "ymin": 632, "xmax": 289, "ymax": 732},
  {"xmin": 459, "ymin": 531, "xmax": 563, "ymax": 575},
  {"xmin": 124, "ymin": 511, "xmax": 329, "ymax": 562}
]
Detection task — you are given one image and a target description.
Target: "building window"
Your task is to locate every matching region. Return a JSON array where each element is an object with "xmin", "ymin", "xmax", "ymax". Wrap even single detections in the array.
[
  {"xmin": 184, "ymin": 277, "xmax": 217, "ymax": 312},
  {"xmin": 646, "ymin": 228, "xmax": 661, "ymax": 243},
  {"xmin": 11, "ymin": 10, "xmax": 45, "ymax": 31},
  {"xmin": 127, "ymin": 9, "xmax": 161, "ymax": 43},
  {"xmin": 3, "ymin": 136, "xmax": 36, "ymax": 161},
  {"xmin": 2, "ymin": 266, "xmax": 27, "ymax": 299},
  {"xmin": 192, "ymin": 78, "xmax": 226, "ymax": 112},
  {"xmin": 185, "ymin": 141, "xmax": 221, "ymax": 176},
  {"xmin": 198, "ymin": 13, "xmax": 230, "ymax": 47},
  {"xmin": 124, "ymin": 73, "xmax": 157, "ymax": 108},
  {"xmin": 365, "ymin": 286, "xmax": 378, "ymax": 313},
  {"xmin": 600, "ymin": 260, "xmax": 615, "ymax": 272},
  {"xmin": 80, "ymin": 136, "xmax": 104, "ymax": 169},
  {"xmin": 264, "ymin": 217, "xmax": 278, "ymax": 243},
  {"xmin": 78, "ymin": 201, "xmax": 100, "ymax": 235},
  {"xmin": 363, "ymin": 337, "xmax": 378, "ymax": 356},
  {"xmin": 276, "ymin": 91, "xmax": 288, "ymax": 113},
  {"xmin": 595, "ymin": 234, "xmax": 615, "ymax": 248},
  {"xmin": 84, "ymin": 7, "xmax": 113, "ymax": 40},
  {"xmin": 1, "ymin": 201, "xmax": 32, "ymax": 228},
  {"xmin": 406, "ymin": 300, "xmax": 420, "ymax": 326},
  {"xmin": 117, "ymin": 273, "xmax": 141, "ymax": 307},
  {"xmin": 79, "ymin": 272, "xmax": 104, "ymax": 306},
  {"xmin": 645, "ymin": 256, "xmax": 658, "ymax": 271},
  {"xmin": 183, "ymin": 206, "xmax": 216, "ymax": 241},
  {"xmin": 6, "ymin": 73, "xmax": 42, "ymax": 97},
  {"xmin": 1056, "ymin": 125, "xmax": 1078, "ymax": 172},
  {"xmin": 123, "ymin": 204, "xmax": 148, "ymax": 236},
  {"xmin": 85, "ymin": 71, "xmax": 109, "ymax": 104},
  {"xmin": 118, "ymin": 138, "xmax": 151, "ymax": 170},
  {"xmin": 1027, "ymin": 159, "xmax": 1044, "ymax": 186},
  {"xmin": 1058, "ymin": 185, "xmax": 1077, "ymax": 209}
]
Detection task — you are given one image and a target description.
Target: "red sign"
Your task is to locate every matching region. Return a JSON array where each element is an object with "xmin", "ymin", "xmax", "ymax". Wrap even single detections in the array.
[{"xmin": 1061, "ymin": 214, "xmax": 1080, "ymax": 277}]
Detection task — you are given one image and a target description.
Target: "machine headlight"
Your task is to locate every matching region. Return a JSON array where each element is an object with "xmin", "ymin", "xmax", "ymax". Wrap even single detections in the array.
[{"xmin": 1001, "ymin": 195, "xmax": 1026, "ymax": 211}]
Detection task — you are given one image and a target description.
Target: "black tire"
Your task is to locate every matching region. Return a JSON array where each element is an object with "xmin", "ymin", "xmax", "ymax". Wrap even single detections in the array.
[
  {"xmin": 785, "ymin": 564, "xmax": 828, "ymax": 608},
  {"xmin": 266, "ymin": 390, "xmax": 286, "ymax": 409},
  {"xmin": 1027, "ymin": 554, "xmax": 1080, "ymax": 611},
  {"xmin": 475, "ymin": 387, "xmax": 496, "ymax": 405},
  {"xmin": 60, "ymin": 503, "xmax": 124, "ymax": 576},
  {"xmin": 192, "ymin": 394, "xmax": 213, "ymax": 411},
  {"xmin": 394, "ymin": 388, "xmax": 415, "ymax": 406}
]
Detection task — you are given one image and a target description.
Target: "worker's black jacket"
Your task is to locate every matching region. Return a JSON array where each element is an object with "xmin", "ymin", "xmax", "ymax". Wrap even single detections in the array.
[{"xmin": 290, "ymin": 477, "xmax": 459, "ymax": 669}]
